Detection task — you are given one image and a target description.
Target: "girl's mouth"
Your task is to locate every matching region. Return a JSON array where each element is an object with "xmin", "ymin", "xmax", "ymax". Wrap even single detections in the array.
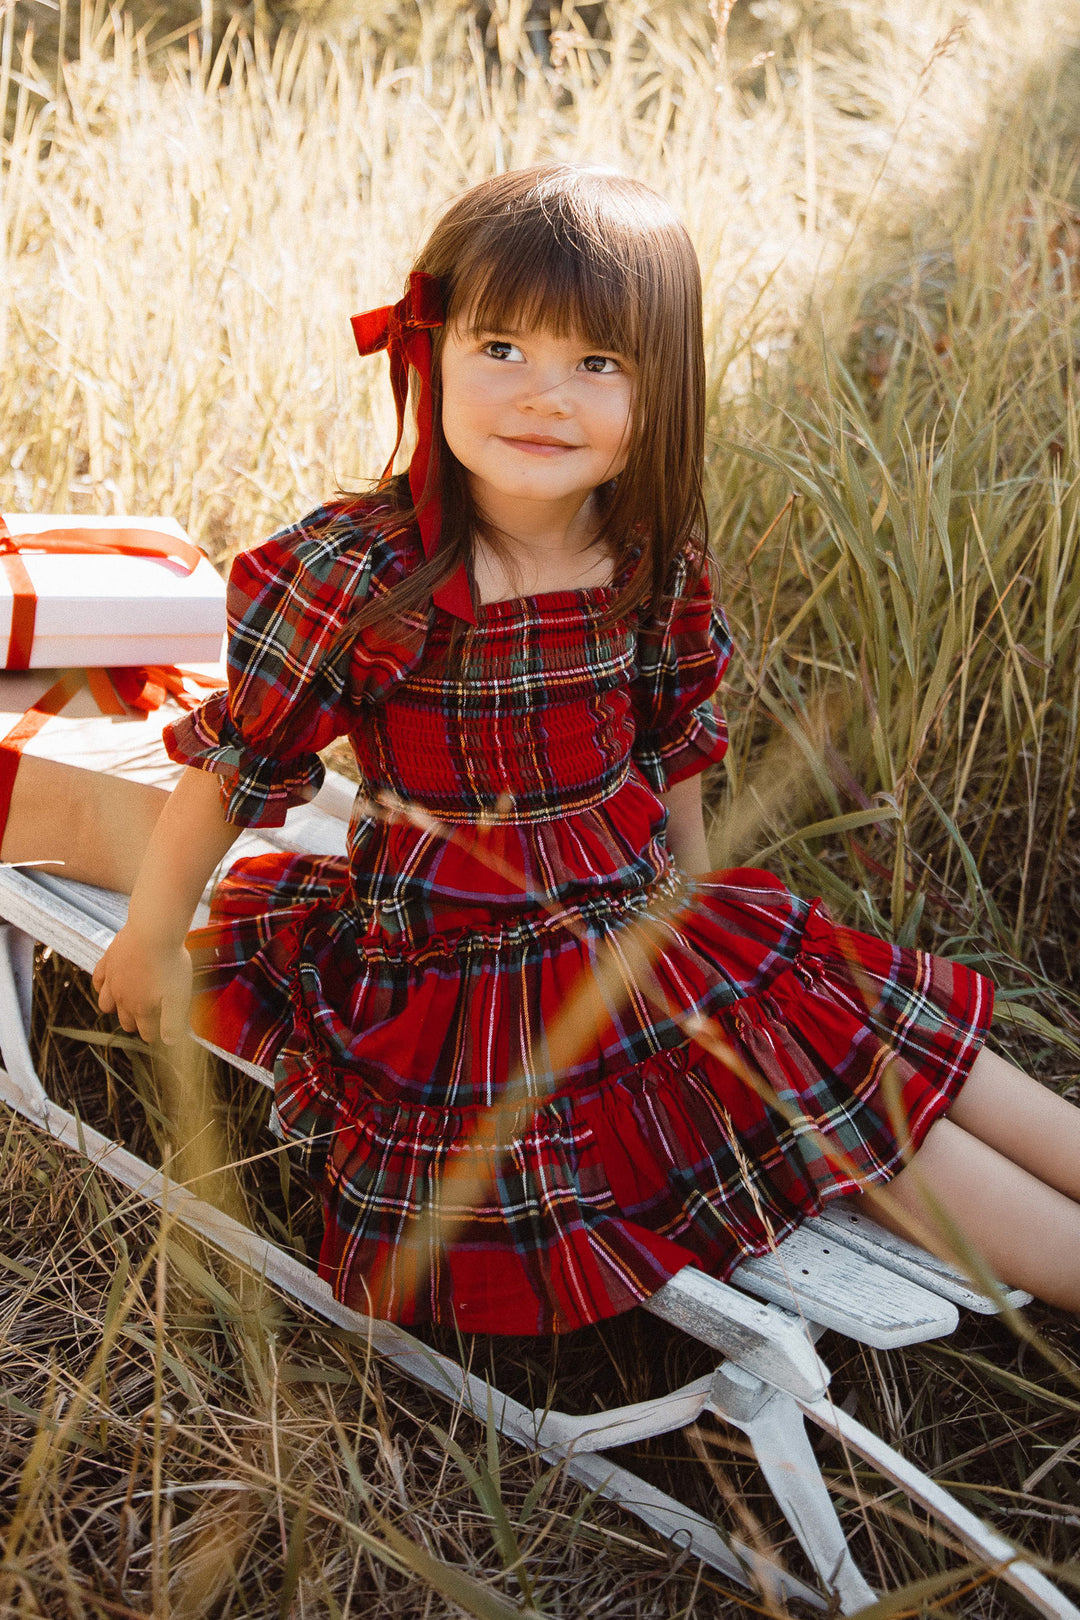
[{"xmin": 499, "ymin": 436, "xmax": 581, "ymax": 455}]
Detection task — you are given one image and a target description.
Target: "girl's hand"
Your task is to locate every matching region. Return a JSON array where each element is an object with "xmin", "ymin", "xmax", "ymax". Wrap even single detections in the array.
[
  {"xmin": 89, "ymin": 766, "xmax": 241, "ymax": 1047},
  {"xmin": 92, "ymin": 923, "xmax": 194, "ymax": 1046}
]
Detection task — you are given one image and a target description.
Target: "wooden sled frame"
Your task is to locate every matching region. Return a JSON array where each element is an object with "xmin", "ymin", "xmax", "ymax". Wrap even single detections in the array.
[{"xmin": 0, "ymin": 802, "xmax": 1075, "ymax": 1618}]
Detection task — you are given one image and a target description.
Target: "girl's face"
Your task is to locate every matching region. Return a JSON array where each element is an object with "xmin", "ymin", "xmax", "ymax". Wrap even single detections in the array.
[{"xmin": 440, "ymin": 319, "xmax": 634, "ymax": 534}]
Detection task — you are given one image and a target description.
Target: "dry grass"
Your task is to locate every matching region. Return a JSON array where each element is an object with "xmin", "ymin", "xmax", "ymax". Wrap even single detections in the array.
[{"xmin": 2, "ymin": 0, "xmax": 1080, "ymax": 1614}]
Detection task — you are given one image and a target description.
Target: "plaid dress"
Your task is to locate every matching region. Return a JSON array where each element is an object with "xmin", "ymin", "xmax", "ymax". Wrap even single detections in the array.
[{"xmin": 166, "ymin": 497, "xmax": 993, "ymax": 1335}]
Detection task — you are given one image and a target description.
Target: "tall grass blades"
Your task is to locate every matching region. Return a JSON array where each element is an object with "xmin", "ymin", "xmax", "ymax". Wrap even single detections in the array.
[{"xmin": 710, "ymin": 66, "xmax": 1080, "ymax": 1008}]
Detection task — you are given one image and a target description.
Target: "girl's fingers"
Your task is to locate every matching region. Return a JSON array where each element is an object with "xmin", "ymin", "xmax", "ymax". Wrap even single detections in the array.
[
  {"xmin": 93, "ymin": 936, "xmax": 190, "ymax": 1044},
  {"xmin": 107, "ymin": 993, "xmax": 157, "ymax": 1041}
]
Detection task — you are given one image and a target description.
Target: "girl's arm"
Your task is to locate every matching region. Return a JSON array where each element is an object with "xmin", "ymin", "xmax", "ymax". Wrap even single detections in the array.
[
  {"xmin": 661, "ymin": 772, "xmax": 711, "ymax": 876},
  {"xmin": 92, "ymin": 767, "xmax": 241, "ymax": 1045}
]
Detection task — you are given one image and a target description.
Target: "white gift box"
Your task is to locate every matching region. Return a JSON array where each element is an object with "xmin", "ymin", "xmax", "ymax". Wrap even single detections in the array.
[
  {"xmin": 0, "ymin": 513, "xmax": 227, "ymax": 668},
  {"xmin": 0, "ymin": 692, "xmax": 193, "ymax": 790},
  {"xmin": 0, "ymin": 665, "xmax": 221, "ymax": 890},
  {"xmin": 0, "ymin": 663, "xmax": 227, "ymax": 720}
]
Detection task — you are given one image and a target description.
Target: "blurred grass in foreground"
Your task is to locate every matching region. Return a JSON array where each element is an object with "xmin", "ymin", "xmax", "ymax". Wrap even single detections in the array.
[{"xmin": 2, "ymin": 0, "xmax": 1080, "ymax": 1614}]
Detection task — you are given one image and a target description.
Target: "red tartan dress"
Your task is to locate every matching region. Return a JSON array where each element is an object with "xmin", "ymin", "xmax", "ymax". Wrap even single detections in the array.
[{"xmin": 165, "ymin": 498, "xmax": 993, "ymax": 1335}]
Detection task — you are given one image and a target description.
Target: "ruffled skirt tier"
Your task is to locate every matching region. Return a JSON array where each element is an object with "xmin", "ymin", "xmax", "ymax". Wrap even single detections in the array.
[{"xmin": 188, "ymin": 849, "xmax": 992, "ymax": 1335}]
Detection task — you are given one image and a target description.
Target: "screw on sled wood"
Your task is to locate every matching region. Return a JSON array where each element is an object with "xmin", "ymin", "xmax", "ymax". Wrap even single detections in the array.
[{"xmin": 0, "ymin": 795, "xmax": 1073, "ymax": 1618}]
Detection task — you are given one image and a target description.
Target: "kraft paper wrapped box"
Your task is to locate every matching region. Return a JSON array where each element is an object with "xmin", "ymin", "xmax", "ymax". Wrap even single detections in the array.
[
  {"xmin": 0, "ymin": 514, "xmax": 227, "ymax": 669},
  {"xmin": 0, "ymin": 667, "xmax": 225, "ymax": 893}
]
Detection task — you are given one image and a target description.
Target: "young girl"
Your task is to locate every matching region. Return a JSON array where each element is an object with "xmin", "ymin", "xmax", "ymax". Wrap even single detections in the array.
[{"xmin": 93, "ymin": 165, "xmax": 1080, "ymax": 1334}]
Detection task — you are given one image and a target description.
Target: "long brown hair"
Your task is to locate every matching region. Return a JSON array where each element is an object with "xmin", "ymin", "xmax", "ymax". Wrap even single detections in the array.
[{"xmin": 346, "ymin": 164, "xmax": 707, "ymax": 636}]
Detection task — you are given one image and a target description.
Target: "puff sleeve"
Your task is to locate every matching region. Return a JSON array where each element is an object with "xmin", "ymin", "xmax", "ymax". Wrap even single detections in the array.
[
  {"xmin": 164, "ymin": 501, "xmax": 416, "ymax": 827},
  {"xmin": 631, "ymin": 547, "xmax": 732, "ymax": 793}
]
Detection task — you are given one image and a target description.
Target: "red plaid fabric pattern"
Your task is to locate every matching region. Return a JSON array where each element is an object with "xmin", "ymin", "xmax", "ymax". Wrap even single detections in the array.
[{"xmin": 167, "ymin": 500, "xmax": 992, "ymax": 1335}]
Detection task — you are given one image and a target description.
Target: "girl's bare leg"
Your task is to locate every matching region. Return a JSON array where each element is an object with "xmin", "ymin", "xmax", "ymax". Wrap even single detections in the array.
[
  {"xmin": 0, "ymin": 758, "xmax": 168, "ymax": 892},
  {"xmin": 867, "ymin": 1048, "xmax": 1080, "ymax": 1311},
  {"xmin": 946, "ymin": 1045, "xmax": 1080, "ymax": 1201},
  {"xmin": 874, "ymin": 1118, "xmax": 1080, "ymax": 1309}
]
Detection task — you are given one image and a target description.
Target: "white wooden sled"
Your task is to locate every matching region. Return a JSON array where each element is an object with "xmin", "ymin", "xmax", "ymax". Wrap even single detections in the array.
[{"xmin": 0, "ymin": 779, "xmax": 1073, "ymax": 1618}]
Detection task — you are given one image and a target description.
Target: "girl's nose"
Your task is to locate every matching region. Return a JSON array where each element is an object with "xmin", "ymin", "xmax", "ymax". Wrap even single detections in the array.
[{"xmin": 519, "ymin": 368, "xmax": 574, "ymax": 414}]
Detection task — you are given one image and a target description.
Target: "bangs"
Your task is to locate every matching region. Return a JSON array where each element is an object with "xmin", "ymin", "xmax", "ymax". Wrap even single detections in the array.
[
  {"xmin": 451, "ymin": 227, "xmax": 640, "ymax": 357},
  {"xmin": 419, "ymin": 166, "xmax": 696, "ymax": 364}
]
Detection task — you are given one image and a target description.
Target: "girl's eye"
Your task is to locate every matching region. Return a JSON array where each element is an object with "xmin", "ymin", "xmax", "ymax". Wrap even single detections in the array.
[
  {"xmin": 483, "ymin": 340, "xmax": 524, "ymax": 361},
  {"xmin": 580, "ymin": 354, "xmax": 621, "ymax": 374}
]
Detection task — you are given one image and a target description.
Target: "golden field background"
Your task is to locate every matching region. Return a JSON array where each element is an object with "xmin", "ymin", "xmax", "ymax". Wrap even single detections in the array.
[{"xmin": 1, "ymin": 2, "xmax": 1080, "ymax": 1615}]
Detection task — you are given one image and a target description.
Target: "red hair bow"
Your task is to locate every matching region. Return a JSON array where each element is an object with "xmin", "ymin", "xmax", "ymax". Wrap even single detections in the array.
[{"xmin": 351, "ymin": 271, "xmax": 474, "ymax": 622}]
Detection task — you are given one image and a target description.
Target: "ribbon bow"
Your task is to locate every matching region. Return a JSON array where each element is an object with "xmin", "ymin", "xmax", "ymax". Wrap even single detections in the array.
[
  {"xmin": 0, "ymin": 515, "xmax": 205, "ymax": 670},
  {"xmin": 99, "ymin": 663, "xmax": 224, "ymax": 714},
  {"xmin": 351, "ymin": 271, "xmax": 474, "ymax": 622},
  {"xmin": 0, "ymin": 521, "xmax": 201, "ymax": 573}
]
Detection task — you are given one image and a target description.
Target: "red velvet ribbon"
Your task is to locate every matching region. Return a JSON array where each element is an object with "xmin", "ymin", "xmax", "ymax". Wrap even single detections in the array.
[
  {"xmin": 0, "ymin": 516, "xmax": 205, "ymax": 671},
  {"xmin": 101, "ymin": 663, "xmax": 223, "ymax": 714},
  {"xmin": 0, "ymin": 664, "xmax": 225, "ymax": 851},
  {"xmin": 351, "ymin": 272, "xmax": 475, "ymax": 623}
]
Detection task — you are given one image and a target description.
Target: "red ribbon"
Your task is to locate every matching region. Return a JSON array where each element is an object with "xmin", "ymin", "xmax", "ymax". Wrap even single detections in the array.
[
  {"xmin": 0, "ymin": 516, "xmax": 205, "ymax": 671},
  {"xmin": 351, "ymin": 272, "xmax": 475, "ymax": 623},
  {"xmin": 0, "ymin": 664, "xmax": 225, "ymax": 852},
  {"xmin": 101, "ymin": 663, "xmax": 223, "ymax": 714}
]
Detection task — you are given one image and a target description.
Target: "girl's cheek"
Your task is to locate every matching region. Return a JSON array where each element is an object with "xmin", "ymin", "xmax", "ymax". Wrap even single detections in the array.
[{"xmin": 456, "ymin": 374, "xmax": 505, "ymax": 409}]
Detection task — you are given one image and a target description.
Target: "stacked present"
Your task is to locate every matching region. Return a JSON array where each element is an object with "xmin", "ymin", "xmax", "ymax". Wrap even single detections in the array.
[{"xmin": 0, "ymin": 514, "xmax": 228, "ymax": 891}]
